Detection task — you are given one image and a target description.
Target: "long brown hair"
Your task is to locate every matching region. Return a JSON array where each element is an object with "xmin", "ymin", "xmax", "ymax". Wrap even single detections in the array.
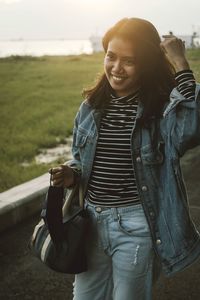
[{"xmin": 83, "ymin": 18, "xmax": 176, "ymax": 123}]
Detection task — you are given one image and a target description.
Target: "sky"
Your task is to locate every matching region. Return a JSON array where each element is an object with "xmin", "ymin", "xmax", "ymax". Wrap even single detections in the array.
[{"xmin": 0, "ymin": 0, "xmax": 200, "ymax": 40}]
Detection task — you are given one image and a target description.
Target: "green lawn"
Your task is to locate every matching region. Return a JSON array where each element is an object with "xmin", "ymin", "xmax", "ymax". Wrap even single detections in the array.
[
  {"xmin": 0, "ymin": 49, "xmax": 200, "ymax": 192},
  {"xmin": 0, "ymin": 53, "xmax": 104, "ymax": 191}
]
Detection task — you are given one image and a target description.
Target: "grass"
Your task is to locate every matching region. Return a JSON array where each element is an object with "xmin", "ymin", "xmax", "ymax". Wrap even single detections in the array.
[
  {"xmin": 0, "ymin": 53, "xmax": 104, "ymax": 191},
  {"xmin": 0, "ymin": 49, "xmax": 200, "ymax": 192},
  {"xmin": 186, "ymin": 49, "xmax": 200, "ymax": 80}
]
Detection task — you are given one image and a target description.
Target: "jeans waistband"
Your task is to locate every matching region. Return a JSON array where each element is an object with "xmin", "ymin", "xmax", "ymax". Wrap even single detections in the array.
[{"xmin": 85, "ymin": 200, "xmax": 143, "ymax": 214}]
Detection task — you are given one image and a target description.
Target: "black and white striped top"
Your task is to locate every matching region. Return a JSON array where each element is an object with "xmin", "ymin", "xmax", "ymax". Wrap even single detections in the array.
[
  {"xmin": 86, "ymin": 70, "xmax": 196, "ymax": 207},
  {"xmin": 86, "ymin": 91, "xmax": 140, "ymax": 207},
  {"xmin": 175, "ymin": 69, "xmax": 196, "ymax": 99}
]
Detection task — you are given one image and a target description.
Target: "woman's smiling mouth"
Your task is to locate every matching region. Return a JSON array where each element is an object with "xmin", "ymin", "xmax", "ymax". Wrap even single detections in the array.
[{"xmin": 112, "ymin": 74, "xmax": 126, "ymax": 82}]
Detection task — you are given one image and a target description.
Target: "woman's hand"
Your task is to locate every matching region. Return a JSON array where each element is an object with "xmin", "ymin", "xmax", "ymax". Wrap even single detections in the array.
[
  {"xmin": 160, "ymin": 35, "xmax": 190, "ymax": 72},
  {"xmin": 49, "ymin": 164, "xmax": 75, "ymax": 187}
]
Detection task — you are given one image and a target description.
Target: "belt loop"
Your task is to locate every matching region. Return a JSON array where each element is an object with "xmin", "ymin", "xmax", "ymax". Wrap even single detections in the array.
[
  {"xmin": 112, "ymin": 208, "xmax": 119, "ymax": 221},
  {"xmin": 84, "ymin": 199, "xmax": 89, "ymax": 209}
]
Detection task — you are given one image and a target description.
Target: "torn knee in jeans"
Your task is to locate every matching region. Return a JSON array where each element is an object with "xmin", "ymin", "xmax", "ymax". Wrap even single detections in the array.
[{"xmin": 133, "ymin": 245, "xmax": 140, "ymax": 265}]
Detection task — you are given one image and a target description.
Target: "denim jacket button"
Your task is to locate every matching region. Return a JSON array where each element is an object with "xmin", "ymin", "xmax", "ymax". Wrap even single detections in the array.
[
  {"xmin": 142, "ymin": 185, "xmax": 148, "ymax": 192},
  {"xmin": 150, "ymin": 211, "xmax": 155, "ymax": 218},
  {"xmin": 156, "ymin": 239, "xmax": 162, "ymax": 245},
  {"xmin": 136, "ymin": 156, "xmax": 141, "ymax": 163}
]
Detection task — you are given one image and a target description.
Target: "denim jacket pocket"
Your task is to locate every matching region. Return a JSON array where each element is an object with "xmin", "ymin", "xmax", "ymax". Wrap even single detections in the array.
[
  {"xmin": 141, "ymin": 142, "xmax": 164, "ymax": 165},
  {"xmin": 75, "ymin": 129, "xmax": 88, "ymax": 148},
  {"xmin": 74, "ymin": 129, "xmax": 95, "ymax": 167},
  {"xmin": 173, "ymin": 161, "xmax": 188, "ymax": 206},
  {"xmin": 140, "ymin": 142, "xmax": 164, "ymax": 188},
  {"xmin": 75, "ymin": 134, "xmax": 87, "ymax": 148}
]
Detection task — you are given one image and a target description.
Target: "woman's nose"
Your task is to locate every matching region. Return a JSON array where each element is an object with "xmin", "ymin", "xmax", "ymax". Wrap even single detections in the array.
[{"xmin": 112, "ymin": 60, "xmax": 123, "ymax": 73}]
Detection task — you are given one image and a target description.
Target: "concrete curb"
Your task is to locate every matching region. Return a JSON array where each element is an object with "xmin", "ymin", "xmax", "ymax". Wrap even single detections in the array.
[{"xmin": 0, "ymin": 173, "xmax": 49, "ymax": 233}]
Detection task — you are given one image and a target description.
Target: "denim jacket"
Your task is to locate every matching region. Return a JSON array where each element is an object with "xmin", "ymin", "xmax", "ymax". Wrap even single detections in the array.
[{"xmin": 68, "ymin": 84, "xmax": 200, "ymax": 277}]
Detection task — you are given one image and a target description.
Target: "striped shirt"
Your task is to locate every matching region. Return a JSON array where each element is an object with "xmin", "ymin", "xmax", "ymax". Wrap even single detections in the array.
[
  {"xmin": 175, "ymin": 70, "xmax": 196, "ymax": 99},
  {"xmin": 86, "ymin": 70, "xmax": 196, "ymax": 207}
]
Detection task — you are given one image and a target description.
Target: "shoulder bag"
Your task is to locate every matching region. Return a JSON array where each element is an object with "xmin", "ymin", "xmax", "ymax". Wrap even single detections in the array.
[{"xmin": 29, "ymin": 174, "xmax": 88, "ymax": 274}]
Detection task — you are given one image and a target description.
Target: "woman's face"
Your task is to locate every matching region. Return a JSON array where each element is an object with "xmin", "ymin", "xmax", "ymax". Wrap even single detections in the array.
[{"xmin": 104, "ymin": 37, "xmax": 140, "ymax": 97}]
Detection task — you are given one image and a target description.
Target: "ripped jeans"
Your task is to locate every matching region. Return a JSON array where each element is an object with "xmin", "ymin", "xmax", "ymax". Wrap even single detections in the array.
[{"xmin": 73, "ymin": 202, "xmax": 159, "ymax": 300}]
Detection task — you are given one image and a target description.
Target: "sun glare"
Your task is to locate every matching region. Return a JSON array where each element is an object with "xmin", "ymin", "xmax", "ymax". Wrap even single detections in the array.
[{"xmin": 78, "ymin": 0, "xmax": 115, "ymax": 11}]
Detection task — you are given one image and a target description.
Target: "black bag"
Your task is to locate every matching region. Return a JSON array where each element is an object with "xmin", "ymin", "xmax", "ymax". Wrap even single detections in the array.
[{"xmin": 29, "ymin": 176, "xmax": 88, "ymax": 274}]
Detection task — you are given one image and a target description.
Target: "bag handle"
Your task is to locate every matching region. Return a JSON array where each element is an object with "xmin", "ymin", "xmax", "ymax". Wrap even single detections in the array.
[
  {"xmin": 49, "ymin": 168, "xmax": 84, "ymax": 216},
  {"xmin": 62, "ymin": 181, "xmax": 84, "ymax": 217}
]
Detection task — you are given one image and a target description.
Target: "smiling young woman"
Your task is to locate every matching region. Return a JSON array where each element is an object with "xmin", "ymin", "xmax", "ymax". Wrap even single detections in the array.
[
  {"xmin": 50, "ymin": 17, "xmax": 200, "ymax": 300},
  {"xmin": 104, "ymin": 37, "xmax": 140, "ymax": 97},
  {"xmin": 83, "ymin": 18, "xmax": 176, "ymax": 124}
]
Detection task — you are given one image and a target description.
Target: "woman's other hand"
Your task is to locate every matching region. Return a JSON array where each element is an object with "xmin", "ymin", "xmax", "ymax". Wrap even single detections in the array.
[
  {"xmin": 160, "ymin": 35, "xmax": 190, "ymax": 72},
  {"xmin": 49, "ymin": 164, "xmax": 75, "ymax": 187}
]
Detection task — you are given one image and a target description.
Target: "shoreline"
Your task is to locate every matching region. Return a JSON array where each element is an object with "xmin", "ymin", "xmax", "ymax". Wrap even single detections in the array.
[
  {"xmin": 0, "ymin": 53, "xmax": 95, "ymax": 60},
  {"xmin": 0, "ymin": 39, "xmax": 94, "ymax": 58}
]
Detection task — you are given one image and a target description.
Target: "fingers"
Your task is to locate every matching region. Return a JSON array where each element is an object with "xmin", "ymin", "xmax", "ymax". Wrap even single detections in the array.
[
  {"xmin": 48, "ymin": 165, "xmax": 74, "ymax": 187},
  {"xmin": 49, "ymin": 165, "xmax": 74, "ymax": 186},
  {"xmin": 160, "ymin": 34, "xmax": 188, "ymax": 71},
  {"xmin": 161, "ymin": 35, "xmax": 185, "ymax": 45},
  {"xmin": 160, "ymin": 35, "xmax": 185, "ymax": 54},
  {"xmin": 52, "ymin": 180, "xmax": 63, "ymax": 187},
  {"xmin": 162, "ymin": 34, "xmax": 175, "ymax": 38},
  {"xmin": 48, "ymin": 166, "xmax": 62, "ymax": 174},
  {"xmin": 48, "ymin": 166, "xmax": 65, "ymax": 186},
  {"xmin": 52, "ymin": 174, "xmax": 64, "ymax": 186}
]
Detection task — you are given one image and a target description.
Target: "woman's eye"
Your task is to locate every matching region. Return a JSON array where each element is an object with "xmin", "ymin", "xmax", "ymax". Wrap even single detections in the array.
[
  {"xmin": 106, "ymin": 53, "xmax": 114, "ymax": 60},
  {"xmin": 125, "ymin": 60, "xmax": 135, "ymax": 65}
]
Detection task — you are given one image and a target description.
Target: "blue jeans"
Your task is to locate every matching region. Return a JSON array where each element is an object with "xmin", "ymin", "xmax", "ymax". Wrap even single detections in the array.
[{"xmin": 73, "ymin": 202, "xmax": 159, "ymax": 300}]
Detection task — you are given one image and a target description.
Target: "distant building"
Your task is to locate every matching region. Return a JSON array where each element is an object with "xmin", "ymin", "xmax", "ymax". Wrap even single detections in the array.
[
  {"xmin": 168, "ymin": 31, "xmax": 200, "ymax": 48},
  {"xmin": 193, "ymin": 36, "xmax": 200, "ymax": 48},
  {"xmin": 89, "ymin": 35, "xmax": 103, "ymax": 52},
  {"xmin": 176, "ymin": 35, "xmax": 199, "ymax": 48},
  {"xmin": 176, "ymin": 35, "xmax": 193, "ymax": 48}
]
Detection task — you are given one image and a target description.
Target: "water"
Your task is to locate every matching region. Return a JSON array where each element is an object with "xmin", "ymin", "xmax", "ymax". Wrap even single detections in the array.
[
  {"xmin": 35, "ymin": 137, "xmax": 73, "ymax": 165},
  {"xmin": 0, "ymin": 39, "xmax": 93, "ymax": 57}
]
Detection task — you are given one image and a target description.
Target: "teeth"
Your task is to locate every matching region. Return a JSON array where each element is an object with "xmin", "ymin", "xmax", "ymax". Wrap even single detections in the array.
[{"xmin": 112, "ymin": 75, "xmax": 124, "ymax": 81}]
